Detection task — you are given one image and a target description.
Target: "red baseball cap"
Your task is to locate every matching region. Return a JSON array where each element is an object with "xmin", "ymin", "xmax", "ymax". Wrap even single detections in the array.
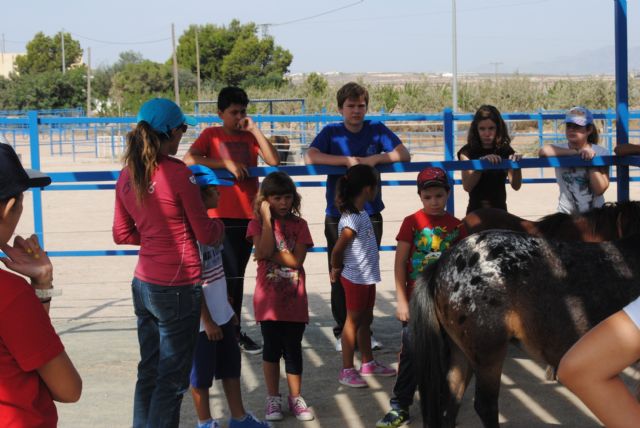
[{"xmin": 417, "ymin": 167, "xmax": 449, "ymax": 191}]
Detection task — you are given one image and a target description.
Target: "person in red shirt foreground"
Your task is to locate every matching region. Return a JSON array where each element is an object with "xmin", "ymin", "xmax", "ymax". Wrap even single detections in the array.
[
  {"xmin": 113, "ymin": 98, "xmax": 224, "ymax": 428},
  {"xmin": 0, "ymin": 143, "xmax": 82, "ymax": 427}
]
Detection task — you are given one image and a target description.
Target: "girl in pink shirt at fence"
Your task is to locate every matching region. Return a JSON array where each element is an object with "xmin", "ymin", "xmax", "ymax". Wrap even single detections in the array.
[{"xmin": 246, "ymin": 171, "xmax": 315, "ymax": 422}]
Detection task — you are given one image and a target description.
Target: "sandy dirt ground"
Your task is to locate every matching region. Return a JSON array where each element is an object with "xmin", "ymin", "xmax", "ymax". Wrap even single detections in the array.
[{"xmin": 10, "ymin": 148, "xmax": 640, "ymax": 428}]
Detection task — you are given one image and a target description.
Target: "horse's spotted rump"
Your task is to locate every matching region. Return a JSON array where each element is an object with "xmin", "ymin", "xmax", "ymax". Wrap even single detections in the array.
[
  {"xmin": 470, "ymin": 276, "xmax": 482, "ymax": 286},
  {"xmin": 456, "ymin": 255, "xmax": 466, "ymax": 272},
  {"xmin": 468, "ymin": 252, "xmax": 480, "ymax": 267}
]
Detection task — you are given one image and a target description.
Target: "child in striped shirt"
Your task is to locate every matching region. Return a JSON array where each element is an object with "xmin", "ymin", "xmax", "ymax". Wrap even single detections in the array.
[{"xmin": 330, "ymin": 164, "xmax": 397, "ymax": 388}]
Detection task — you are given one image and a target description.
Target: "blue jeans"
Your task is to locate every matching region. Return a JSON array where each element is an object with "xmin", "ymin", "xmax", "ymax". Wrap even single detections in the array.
[{"xmin": 131, "ymin": 278, "xmax": 202, "ymax": 428}]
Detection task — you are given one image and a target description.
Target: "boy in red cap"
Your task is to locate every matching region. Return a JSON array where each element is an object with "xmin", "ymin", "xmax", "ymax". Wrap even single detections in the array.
[{"xmin": 376, "ymin": 167, "xmax": 464, "ymax": 428}]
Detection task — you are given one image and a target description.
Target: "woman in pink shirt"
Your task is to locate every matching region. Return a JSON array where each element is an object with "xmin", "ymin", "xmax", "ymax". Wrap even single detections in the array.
[{"xmin": 113, "ymin": 98, "xmax": 224, "ymax": 428}]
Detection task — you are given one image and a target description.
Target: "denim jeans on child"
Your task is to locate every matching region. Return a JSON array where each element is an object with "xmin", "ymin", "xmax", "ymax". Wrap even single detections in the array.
[{"xmin": 131, "ymin": 278, "xmax": 202, "ymax": 428}]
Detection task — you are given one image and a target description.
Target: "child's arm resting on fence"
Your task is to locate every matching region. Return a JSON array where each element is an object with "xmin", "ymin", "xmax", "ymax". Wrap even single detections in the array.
[
  {"xmin": 304, "ymin": 147, "xmax": 359, "ymax": 167},
  {"xmin": 359, "ymin": 144, "xmax": 411, "ymax": 167},
  {"xmin": 184, "ymin": 147, "xmax": 249, "ymax": 181},
  {"xmin": 614, "ymin": 144, "xmax": 640, "ymax": 156}
]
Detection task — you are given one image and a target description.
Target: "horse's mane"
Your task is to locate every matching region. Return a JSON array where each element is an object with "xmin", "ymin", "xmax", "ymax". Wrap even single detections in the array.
[{"xmin": 537, "ymin": 201, "xmax": 640, "ymax": 239}]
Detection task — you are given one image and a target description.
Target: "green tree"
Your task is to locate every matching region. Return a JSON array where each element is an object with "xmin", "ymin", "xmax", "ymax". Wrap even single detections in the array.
[
  {"xmin": 15, "ymin": 32, "xmax": 83, "ymax": 75},
  {"xmin": 175, "ymin": 20, "xmax": 292, "ymax": 87},
  {"xmin": 92, "ymin": 51, "xmax": 145, "ymax": 101},
  {"xmin": 0, "ymin": 68, "xmax": 86, "ymax": 110}
]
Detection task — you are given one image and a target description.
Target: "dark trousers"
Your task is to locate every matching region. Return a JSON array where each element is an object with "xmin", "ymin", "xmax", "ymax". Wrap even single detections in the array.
[
  {"xmin": 220, "ymin": 218, "xmax": 253, "ymax": 333},
  {"xmin": 390, "ymin": 324, "xmax": 417, "ymax": 410},
  {"xmin": 325, "ymin": 212, "xmax": 383, "ymax": 338}
]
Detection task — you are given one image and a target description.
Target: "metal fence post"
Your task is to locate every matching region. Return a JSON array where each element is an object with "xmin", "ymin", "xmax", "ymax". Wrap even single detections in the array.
[
  {"xmin": 27, "ymin": 110, "xmax": 45, "ymax": 245},
  {"xmin": 443, "ymin": 107, "xmax": 455, "ymax": 214}
]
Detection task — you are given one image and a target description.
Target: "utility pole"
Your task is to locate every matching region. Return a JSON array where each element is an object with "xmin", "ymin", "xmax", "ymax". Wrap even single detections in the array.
[
  {"xmin": 451, "ymin": 0, "xmax": 458, "ymax": 112},
  {"xmin": 86, "ymin": 47, "xmax": 92, "ymax": 117},
  {"xmin": 171, "ymin": 23, "xmax": 180, "ymax": 105},
  {"xmin": 490, "ymin": 61, "xmax": 503, "ymax": 85},
  {"xmin": 1, "ymin": 34, "xmax": 5, "ymax": 65},
  {"xmin": 195, "ymin": 27, "xmax": 201, "ymax": 103},
  {"xmin": 61, "ymin": 28, "xmax": 66, "ymax": 74}
]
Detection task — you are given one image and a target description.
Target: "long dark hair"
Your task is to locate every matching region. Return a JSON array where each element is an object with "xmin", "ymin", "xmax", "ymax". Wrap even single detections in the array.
[
  {"xmin": 335, "ymin": 164, "xmax": 378, "ymax": 214},
  {"xmin": 122, "ymin": 121, "xmax": 167, "ymax": 204},
  {"xmin": 254, "ymin": 171, "xmax": 302, "ymax": 217},
  {"xmin": 467, "ymin": 105, "xmax": 511, "ymax": 153}
]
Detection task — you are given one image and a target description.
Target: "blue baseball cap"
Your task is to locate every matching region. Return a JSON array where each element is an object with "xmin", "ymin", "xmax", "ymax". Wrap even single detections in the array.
[
  {"xmin": 565, "ymin": 106, "xmax": 593, "ymax": 127},
  {"xmin": 137, "ymin": 98, "xmax": 197, "ymax": 135},
  {"xmin": 188, "ymin": 165, "xmax": 234, "ymax": 187}
]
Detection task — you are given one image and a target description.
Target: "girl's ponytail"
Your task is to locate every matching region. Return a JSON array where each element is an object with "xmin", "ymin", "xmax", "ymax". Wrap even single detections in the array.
[
  {"xmin": 335, "ymin": 164, "xmax": 378, "ymax": 214},
  {"xmin": 122, "ymin": 121, "xmax": 165, "ymax": 204}
]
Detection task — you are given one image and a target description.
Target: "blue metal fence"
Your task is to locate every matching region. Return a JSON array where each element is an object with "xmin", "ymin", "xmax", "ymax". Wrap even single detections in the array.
[{"xmin": 4, "ymin": 109, "xmax": 640, "ymax": 257}]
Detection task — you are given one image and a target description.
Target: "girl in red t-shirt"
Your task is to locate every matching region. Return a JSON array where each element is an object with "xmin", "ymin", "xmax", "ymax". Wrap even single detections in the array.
[{"xmin": 246, "ymin": 172, "xmax": 315, "ymax": 422}]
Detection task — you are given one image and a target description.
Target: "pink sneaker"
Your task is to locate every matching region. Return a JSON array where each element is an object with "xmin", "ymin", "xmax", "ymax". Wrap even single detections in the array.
[
  {"xmin": 339, "ymin": 367, "xmax": 368, "ymax": 388},
  {"xmin": 360, "ymin": 360, "xmax": 397, "ymax": 377},
  {"xmin": 265, "ymin": 395, "xmax": 283, "ymax": 421},
  {"xmin": 288, "ymin": 395, "xmax": 314, "ymax": 421}
]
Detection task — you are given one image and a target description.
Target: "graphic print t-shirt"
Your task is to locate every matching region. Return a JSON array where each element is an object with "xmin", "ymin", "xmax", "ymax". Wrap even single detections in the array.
[
  {"xmin": 396, "ymin": 210, "xmax": 462, "ymax": 297},
  {"xmin": 190, "ymin": 127, "xmax": 260, "ymax": 219},
  {"xmin": 246, "ymin": 217, "xmax": 314, "ymax": 323},
  {"xmin": 552, "ymin": 143, "xmax": 608, "ymax": 214}
]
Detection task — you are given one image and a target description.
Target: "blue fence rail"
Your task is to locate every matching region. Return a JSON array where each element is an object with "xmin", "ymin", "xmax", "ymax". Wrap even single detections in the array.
[
  {"xmin": 4, "ymin": 109, "xmax": 640, "ymax": 257},
  {"xmin": 2, "ymin": 110, "xmax": 640, "ymax": 164}
]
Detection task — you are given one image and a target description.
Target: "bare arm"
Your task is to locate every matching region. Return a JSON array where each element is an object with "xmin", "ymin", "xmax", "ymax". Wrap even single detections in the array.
[
  {"xmin": 459, "ymin": 153, "xmax": 482, "ymax": 193},
  {"xmin": 271, "ymin": 241, "xmax": 309, "ymax": 270},
  {"xmin": 394, "ymin": 241, "xmax": 411, "ymax": 322},
  {"xmin": 539, "ymin": 145, "xmax": 579, "ymax": 157},
  {"xmin": 507, "ymin": 153, "xmax": 523, "ymax": 191},
  {"xmin": 246, "ymin": 118, "xmax": 280, "ymax": 166},
  {"xmin": 183, "ymin": 147, "xmax": 249, "ymax": 181},
  {"xmin": 37, "ymin": 351, "xmax": 82, "ymax": 403},
  {"xmin": 589, "ymin": 167, "xmax": 610, "ymax": 196},
  {"xmin": 252, "ymin": 202, "xmax": 275, "ymax": 260},
  {"xmin": 360, "ymin": 144, "xmax": 411, "ymax": 167},
  {"xmin": 614, "ymin": 144, "xmax": 640, "ymax": 156},
  {"xmin": 304, "ymin": 147, "xmax": 358, "ymax": 167},
  {"xmin": 329, "ymin": 227, "xmax": 355, "ymax": 282}
]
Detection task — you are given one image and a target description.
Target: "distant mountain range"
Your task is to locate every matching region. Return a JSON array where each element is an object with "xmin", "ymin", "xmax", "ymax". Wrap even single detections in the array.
[{"xmin": 484, "ymin": 45, "xmax": 640, "ymax": 76}]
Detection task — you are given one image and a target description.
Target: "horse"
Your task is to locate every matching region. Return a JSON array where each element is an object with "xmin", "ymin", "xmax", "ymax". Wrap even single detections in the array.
[
  {"xmin": 461, "ymin": 201, "xmax": 640, "ymax": 242},
  {"xmin": 411, "ymin": 202, "xmax": 640, "ymax": 426}
]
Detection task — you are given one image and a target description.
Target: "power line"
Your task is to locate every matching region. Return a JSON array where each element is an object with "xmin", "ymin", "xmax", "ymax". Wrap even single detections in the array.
[
  {"xmin": 68, "ymin": 32, "xmax": 170, "ymax": 45},
  {"xmin": 262, "ymin": 0, "xmax": 365, "ymax": 27}
]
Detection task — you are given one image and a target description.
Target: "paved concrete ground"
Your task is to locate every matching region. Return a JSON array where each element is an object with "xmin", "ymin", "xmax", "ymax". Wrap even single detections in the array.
[{"xmin": 14, "ymin": 155, "xmax": 640, "ymax": 427}]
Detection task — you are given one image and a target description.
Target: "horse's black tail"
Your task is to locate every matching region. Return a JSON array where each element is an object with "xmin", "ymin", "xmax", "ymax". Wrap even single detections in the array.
[{"xmin": 410, "ymin": 261, "xmax": 449, "ymax": 427}]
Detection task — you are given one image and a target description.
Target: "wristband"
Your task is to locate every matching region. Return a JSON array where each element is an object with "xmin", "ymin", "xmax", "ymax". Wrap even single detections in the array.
[{"xmin": 35, "ymin": 288, "xmax": 62, "ymax": 299}]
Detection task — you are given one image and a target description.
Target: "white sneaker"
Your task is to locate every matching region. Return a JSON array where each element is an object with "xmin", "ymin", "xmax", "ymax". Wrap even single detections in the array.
[
  {"xmin": 335, "ymin": 337, "xmax": 342, "ymax": 352},
  {"xmin": 371, "ymin": 335, "xmax": 383, "ymax": 351}
]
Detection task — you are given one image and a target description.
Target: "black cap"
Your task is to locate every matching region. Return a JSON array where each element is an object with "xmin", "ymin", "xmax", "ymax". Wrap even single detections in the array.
[{"xmin": 0, "ymin": 144, "xmax": 51, "ymax": 200}]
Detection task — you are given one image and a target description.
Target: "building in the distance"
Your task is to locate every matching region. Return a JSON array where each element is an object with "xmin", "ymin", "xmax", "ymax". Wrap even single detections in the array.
[{"xmin": 0, "ymin": 53, "xmax": 23, "ymax": 78}]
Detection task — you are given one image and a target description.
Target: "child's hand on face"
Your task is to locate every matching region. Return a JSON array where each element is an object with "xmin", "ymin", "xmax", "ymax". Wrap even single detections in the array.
[
  {"xmin": 480, "ymin": 154, "xmax": 503, "ymax": 164},
  {"xmin": 0, "ymin": 235, "xmax": 53, "ymax": 287},
  {"xmin": 259, "ymin": 200, "xmax": 272, "ymax": 222},
  {"xmin": 578, "ymin": 145, "xmax": 596, "ymax": 160},
  {"xmin": 236, "ymin": 117, "xmax": 256, "ymax": 132}
]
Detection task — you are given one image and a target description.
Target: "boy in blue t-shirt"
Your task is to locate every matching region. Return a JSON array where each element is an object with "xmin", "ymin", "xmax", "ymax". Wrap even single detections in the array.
[
  {"xmin": 188, "ymin": 165, "xmax": 270, "ymax": 428},
  {"xmin": 304, "ymin": 82, "xmax": 411, "ymax": 350}
]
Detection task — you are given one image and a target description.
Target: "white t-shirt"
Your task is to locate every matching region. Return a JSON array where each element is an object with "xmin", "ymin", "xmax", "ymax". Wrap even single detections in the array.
[
  {"xmin": 553, "ymin": 143, "xmax": 609, "ymax": 214},
  {"xmin": 338, "ymin": 211, "xmax": 381, "ymax": 284},
  {"xmin": 623, "ymin": 296, "xmax": 640, "ymax": 330},
  {"xmin": 198, "ymin": 244, "xmax": 234, "ymax": 329}
]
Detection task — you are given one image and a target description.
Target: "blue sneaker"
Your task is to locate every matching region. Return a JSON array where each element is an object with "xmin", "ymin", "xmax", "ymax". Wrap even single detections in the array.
[
  {"xmin": 229, "ymin": 412, "xmax": 272, "ymax": 428},
  {"xmin": 196, "ymin": 420, "xmax": 221, "ymax": 428}
]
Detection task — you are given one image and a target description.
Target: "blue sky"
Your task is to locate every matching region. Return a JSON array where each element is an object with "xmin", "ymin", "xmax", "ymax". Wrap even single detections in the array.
[{"xmin": 2, "ymin": 0, "xmax": 638, "ymax": 74}]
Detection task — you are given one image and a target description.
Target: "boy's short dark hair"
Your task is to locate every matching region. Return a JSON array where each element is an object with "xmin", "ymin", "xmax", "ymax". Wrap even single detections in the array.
[
  {"xmin": 336, "ymin": 82, "xmax": 369, "ymax": 109},
  {"xmin": 218, "ymin": 86, "xmax": 249, "ymax": 111}
]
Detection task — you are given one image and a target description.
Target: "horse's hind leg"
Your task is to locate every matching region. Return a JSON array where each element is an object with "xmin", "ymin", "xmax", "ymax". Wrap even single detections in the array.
[
  {"xmin": 473, "ymin": 348, "xmax": 507, "ymax": 428},
  {"xmin": 443, "ymin": 338, "xmax": 474, "ymax": 426}
]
